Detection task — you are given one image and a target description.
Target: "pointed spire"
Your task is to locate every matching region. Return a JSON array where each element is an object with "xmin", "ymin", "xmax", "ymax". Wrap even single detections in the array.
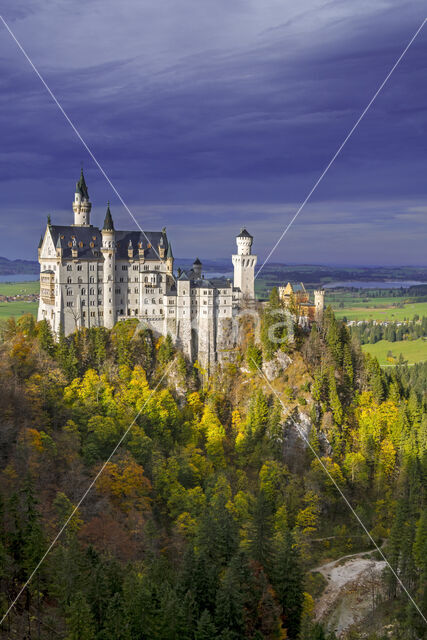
[
  {"xmin": 103, "ymin": 202, "xmax": 114, "ymax": 231},
  {"xmin": 166, "ymin": 241, "xmax": 173, "ymax": 259},
  {"xmin": 56, "ymin": 235, "xmax": 62, "ymax": 249},
  {"xmin": 76, "ymin": 167, "xmax": 89, "ymax": 200},
  {"xmin": 47, "ymin": 214, "xmax": 51, "ymax": 226},
  {"xmin": 193, "ymin": 257, "xmax": 201, "ymax": 265},
  {"xmin": 76, "ymin": 168, "xmax": 89, "ymax": 200}
]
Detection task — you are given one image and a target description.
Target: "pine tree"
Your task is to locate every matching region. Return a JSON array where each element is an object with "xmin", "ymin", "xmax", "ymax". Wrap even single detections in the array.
[
  {"xmin": 37, "ymin": 319, "xmax": 55, "ymax": 356},
  {"xmin": 195, "ymin": 609, "xmax": 217, "ymax": 640},
  {"xmin": 66, "ymin": 591, "xmax": 96, "ymax": 640},
  {"xmin": 248, "ymin": 490, "xmax": 273, "ymax": 569},
  {"xmin": 272, "ymin": 528, "xmax": 304, "ymax": 639}
]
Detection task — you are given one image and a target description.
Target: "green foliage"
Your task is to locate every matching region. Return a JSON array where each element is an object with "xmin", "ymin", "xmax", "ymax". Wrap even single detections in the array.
[{"xmin": 0, "ymin": 311, "xmax": 425, "ymax": 638}]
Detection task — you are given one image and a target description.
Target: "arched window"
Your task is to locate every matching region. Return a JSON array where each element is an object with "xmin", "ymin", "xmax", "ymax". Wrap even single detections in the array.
[
  {"xmin": 81, "ymin": 288, "xmax": 86, "ymax": 295},
  {"xmin": 67, "ymin": 277, "xmax": 72, "ymax": 283},
  {"xmin": 90, "ymin": 288, "xmax": 94, "ymax": 295}
]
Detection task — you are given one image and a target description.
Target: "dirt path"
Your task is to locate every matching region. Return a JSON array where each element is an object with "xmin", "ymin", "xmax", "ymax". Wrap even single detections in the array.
[{"xmin": 312, "ymin": 549, "xmax": 387, "ymax": 635}]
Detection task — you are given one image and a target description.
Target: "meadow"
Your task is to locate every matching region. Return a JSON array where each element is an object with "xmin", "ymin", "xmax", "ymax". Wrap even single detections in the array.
[
  {"xmin": 0, "ymin": 280, "xmax": 39, "ymax": 296},
  {"xmin": 361, "ymin": 338, "xmax": 427, "ymax": 366},
  {"xmin": 0, "ymin": 300, "xmax": 38, "ymax": 319}
]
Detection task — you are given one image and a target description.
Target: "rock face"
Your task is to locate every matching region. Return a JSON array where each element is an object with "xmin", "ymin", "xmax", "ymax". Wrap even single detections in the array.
[
  {"xmin": 262, "ymin": 351, "xmax": 292, "ymax": 381},
  {"xmin": 313, "ymin": 553, "xmax": 387, "ymax": 637}
]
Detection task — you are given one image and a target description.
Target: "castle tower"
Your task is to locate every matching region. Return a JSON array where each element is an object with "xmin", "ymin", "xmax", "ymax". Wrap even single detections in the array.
[
  {"xmin": 193, "ymin": 257, "xmax": 202, "ymax": 279},
  {"xmin": 72, "ymin": 169, "xmax": 92, "ymax": 226},
  {"xmin": 232, "ymin": 228, "xmax": 257, "ymax": 298},
  {"xmin": 101, "ymin": 203, "xmax": 116, "ymax": 329},
  {"xmin": 314, "ymin": 289, "xmax": 325, "ymax": 323}
]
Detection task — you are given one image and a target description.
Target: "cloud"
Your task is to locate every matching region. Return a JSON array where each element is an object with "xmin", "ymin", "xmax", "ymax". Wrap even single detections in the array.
[{"xmin": 0, "ymin": 0, "xmax": 426, "ymax": 264}]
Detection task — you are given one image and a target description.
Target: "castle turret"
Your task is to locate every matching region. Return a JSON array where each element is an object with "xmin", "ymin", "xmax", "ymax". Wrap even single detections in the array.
[
  {"xmin": 314, "ymin": 289, "xmax": 325, "ymax": 323},
  {"xmin": 232, "ymin": 228, "xmax": 257, "ymax": 298},
  {"xmin": 193, "ymin": 257, "xmax": 202, "ymax": 279},
  {"xmin": 73, "ymin": 169, "xmax": 92, "ymax": 226},
  {"xmin": 166, "ymin": 239, "xmax": 174, "ymax": 274},
  {"xmin": 101, "ymin": 203, "xmax": 116, "ymax": 329}
]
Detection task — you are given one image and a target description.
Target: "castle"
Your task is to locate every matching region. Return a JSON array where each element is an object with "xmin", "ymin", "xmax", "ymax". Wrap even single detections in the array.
[
  {"xmin": 37, "ymin": 171, "xmax": 257, "ymax": 368},
  {"xmin": 278, "ymin": 282, "xmax": 324, "ymax": 325}
]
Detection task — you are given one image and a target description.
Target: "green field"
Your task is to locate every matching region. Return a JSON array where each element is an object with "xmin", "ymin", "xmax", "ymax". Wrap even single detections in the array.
[
  {"xmin": 0, "ymin": 280, "xmax": 39, "ymax": 296},
  {"xmin": 0, "ymin": 301, "xmax": 38, "ymax": 319},
  {"xmin": 362, "ymin": 338, "xmax": 427, "ymax": 366},
  {"xmin": 333, "ymin": 301, "xmax": 427, "ymax": 322}
]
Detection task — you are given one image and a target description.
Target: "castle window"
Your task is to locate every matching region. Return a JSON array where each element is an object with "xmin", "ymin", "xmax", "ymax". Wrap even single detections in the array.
[
  {"xmin": 119, "ymin": 277, "xmax": 124, "ymax": 283},
  {"xmin": 82, "ymin": 300, "xmax": 86, "ymax": 306},
  {"xmin": 133, "ymin": 265, "xmax": 138, "ymax": 271},
  {"xmin": 90, "ymin": 288, "xmax": 94, "ymax": 295},
  {"xmin": 89, "ymin": 276, "xmax": 94, "ymax": 283},
  {"xmin": 159, "ymin": 298, "xmax": 162, "ymax": 304},
  {"xmin": 152, "ymin": 298, "xmax": 155, "ymax": 304},
  {"xmin": 67, "ymin": 289, "xmax": 72, "ymax": 296},
  {"xmin": 67, "ymin": 277, "xmax": 72, "ymax": 284},
  {"xmin": 90, "ymin": 265, "xmax": 94, "ymax": 271},
  {"xmin": 144, "ymin": 298, "xmax": 148, "ymax": 304},
  {"xmin": 122, "ymin": 265, "xmax": 128, "ymax": 271},
  {"xmin": 160, "ymin": 309, "xmax": 163, "ymax": 314},
  {"xmin": 79, "ymin": 241, "xmax": 83, "ymax": 248},
  {"xmin": 81, "ymin": 288, "xmax": 86, "ymax": 295},
  {"xmin": 152, "ymin": 309, "xmax": 156, "ymax": 314},
  {"xmin": 98, "ymin": 288, "xmax": 102, "ymax": 295},
  {"xmin": 77, "ymin": 265, "xmax": 82, "ymax": 271},
  {"xmin": 134, "ymin": 288, "xmax": 138, "ymax": 293},
  {"xmin": 66, "ymin": 301, "xmax": 73, "ymax": 307},
  {"xmin": 67, "ymin": 264, "xmax": 72, "ymax": 271},
  {"xmin": 78, "ymin": 277, "xmax": 82, "ymax": 284}
]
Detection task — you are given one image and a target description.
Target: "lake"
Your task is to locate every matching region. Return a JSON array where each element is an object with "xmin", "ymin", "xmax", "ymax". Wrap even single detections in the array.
[
  {"xmin": 0, "ymin": 274, "xmax": 39, "ymax": 283},
  {"xmin": 324, "ymin": 280, "xmax": 427, "ymax": 289}
]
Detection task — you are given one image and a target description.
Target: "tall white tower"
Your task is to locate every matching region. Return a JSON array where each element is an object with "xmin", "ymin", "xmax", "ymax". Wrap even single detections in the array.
[
  {"xmin": 101, "ymin": 203, "xmax": 116, "ymax": 329},
  {"xmin": 73, "ymin": 169, "xmax": 92, "ymax": 226},
  {"xmin": 232, "ymin": 228, "xmax": 257, "ymax": 299},
  {"xmin": 314, "ymin": 289, "xmax": 325, "ymax": 323}
]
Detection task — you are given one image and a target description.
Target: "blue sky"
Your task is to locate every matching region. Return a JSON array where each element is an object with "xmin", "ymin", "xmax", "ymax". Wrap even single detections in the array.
[{"xmin": 0, "ymin": 0, "xmax": 426, "ymax": 265}]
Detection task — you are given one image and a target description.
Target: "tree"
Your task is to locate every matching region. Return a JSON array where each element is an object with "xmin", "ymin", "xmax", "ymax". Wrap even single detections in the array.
[
  {"xmin": 66, "ymin": 591, "xmax": 96, "ymax": 640},
  {"xmin": 195, "ymin": 609, "xmax": 218, "ymax": 640},
  {"xmin": 272, "ymin": 528, "xmax": 304, "ymax": 638},
  {"xmin": 248, "ymin": 490, "xmax": 273, "ymax": 569}
]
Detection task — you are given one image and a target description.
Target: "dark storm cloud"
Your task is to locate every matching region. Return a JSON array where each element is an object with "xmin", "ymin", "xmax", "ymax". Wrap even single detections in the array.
[{"xmin": 0, "ymin": 0, "xmax": 426, "ymax": 263}]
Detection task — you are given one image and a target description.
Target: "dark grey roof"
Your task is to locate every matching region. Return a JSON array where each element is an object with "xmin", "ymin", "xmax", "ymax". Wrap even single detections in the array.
[
  {"xmin": 237, "ymin": 228, "xmax": 252, "ymax": 239},
  {"xmin": 178, "ymin": 271, "xmax": 190, "ymax": 281},
  {"xmin": 38, "ymin": 235, "xmax": 43, "ymax": 249},
  {"xmin": 49, "ymin": 226, "xmax": 102, "ymax": 259},
  {"xmin": 103, "ymin": 204, "xmax": 114, "ymax": 231},
  {"xmin": 76, "ymin": 169, "xmax": 89, "ymax": 200},
  {"xmin": 47, "ymin": 225, "xmax": 170, "ymax": 261},
  {"xmin": 193, "ymin": 257, "xmax": 202, "ymax": 265}
]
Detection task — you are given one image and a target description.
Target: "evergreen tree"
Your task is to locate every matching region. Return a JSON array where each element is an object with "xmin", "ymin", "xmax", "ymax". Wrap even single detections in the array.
[
  {"xmin": 271, "ymin": 528, "xmax": 304, "ymax": 639},
  {"xmin": 195, "ymin": 609, "xmax": 217, "ymax": 640},
  {"xmin": 248, "ymin": 490, "xmax": 273, "ymax": 569},
  {"xmin": 66, "ymin": 591, "xmax": 96, "ymax": 640}
]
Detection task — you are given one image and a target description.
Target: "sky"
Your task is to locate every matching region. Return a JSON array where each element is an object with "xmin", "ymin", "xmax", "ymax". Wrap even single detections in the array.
[{"xmin": 0, "ymin": 0, "xmax": 426, "ymax": 266}]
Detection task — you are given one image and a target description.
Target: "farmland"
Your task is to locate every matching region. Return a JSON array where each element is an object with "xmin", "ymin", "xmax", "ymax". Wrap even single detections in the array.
[{"xmin": 361, "ymin": 338, "xmax": 427, "ymax": 366}]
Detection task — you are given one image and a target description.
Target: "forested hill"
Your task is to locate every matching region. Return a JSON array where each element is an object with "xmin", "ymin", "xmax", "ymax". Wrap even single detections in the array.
[{"xmin": 0, "ymin": 294, "xmax": 426, "ymax": 639}]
